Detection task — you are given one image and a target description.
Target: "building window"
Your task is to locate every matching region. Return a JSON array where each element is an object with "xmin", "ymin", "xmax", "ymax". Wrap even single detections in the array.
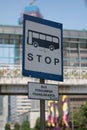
[{"xmin": 0, "ymin": 37, "xmax": 22, "ymax": 65}]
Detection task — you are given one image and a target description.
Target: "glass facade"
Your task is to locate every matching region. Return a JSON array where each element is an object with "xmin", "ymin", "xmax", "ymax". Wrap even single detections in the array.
[
  {"xmin": 63, "ymin": 38, "xmax": 87, "ymax": 67},
  {"xmin": 0, "ymin": 34, "xmax": 22, "ymax": 65}
]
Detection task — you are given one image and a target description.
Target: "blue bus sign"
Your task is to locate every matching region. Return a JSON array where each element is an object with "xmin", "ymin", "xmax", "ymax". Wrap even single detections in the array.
[{"xmin": 23, "ymin": 14, "xmax": 63, "ymax": 81}]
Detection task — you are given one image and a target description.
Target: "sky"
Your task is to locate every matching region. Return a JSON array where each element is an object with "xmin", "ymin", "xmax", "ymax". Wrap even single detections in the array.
[{"xmin": 0, "ymin": 0, "xmax": 87, "ymax": 30}]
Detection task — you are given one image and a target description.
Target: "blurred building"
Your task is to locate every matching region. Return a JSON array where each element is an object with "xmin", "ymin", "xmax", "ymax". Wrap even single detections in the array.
[
  {"xmin": 10, "ymin": 96, "xmax": 31, "ymax": 122},
  {"xmin": 0, "ymin": 24, "xmax": 87, "ymax": 129},
  {"xmin": 0, "ymin": 96, "xmax": 8, "ymax": 130}
]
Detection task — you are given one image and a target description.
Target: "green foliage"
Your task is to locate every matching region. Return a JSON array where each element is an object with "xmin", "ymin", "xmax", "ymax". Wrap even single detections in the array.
[
  {"xmin": 78, "ymin": 128, "xmax": 87, "ymax": 130},
  {"xmin": 45, "ymin": 120, "xmax": 48, "ymax": 128},
  {"xmin": 82, "ymin": 102, "xmax": 87, "ymax": 117},
  {"xmin": 14, "ymin": 122, "xmax": 20, "ymax": 130},
  {"xmin": 70, "ymin": 102, "xmax": 87, "ymax": 129},
  {"xmin": 34, "ymin": 117, "xmax": 40, "ymax": 130},
  {"xmin": 73, "ymin": 109, "xmax": 85, "ymax": 127},
  {"xmin": 20, "ymin": 120, "xmax": 30, "ymax": 130},
  {"xmin": 34, "ymin": 117, "xmax": 48, "ymax": 130},
  {"xmin": 5, "ymin": 123, "xmax": 11, "ymax": 130}
]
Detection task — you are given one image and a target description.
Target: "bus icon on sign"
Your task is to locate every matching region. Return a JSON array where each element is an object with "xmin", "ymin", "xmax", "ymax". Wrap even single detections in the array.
[{"xmin": 27, "ymin": 30, "xmax": 59, "ymax": 51}]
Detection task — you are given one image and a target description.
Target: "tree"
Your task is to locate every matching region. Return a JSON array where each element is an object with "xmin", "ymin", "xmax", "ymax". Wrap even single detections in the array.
[
  {"xmin": 74, "ymin": 109, "xmax": 85, "ymax": 128},
  {"xmin": 5, "ymin": 123, "xmax": 11, "ymax": 130},
  {"xmin": 82, "ymin": 102, "xmax": 87, "ymax": 117},
  {"xmin": 20, "ymin": 120, "xmax": 30, "ymax": 130},
  {"xmin": 69, "ymin": 103, "xmax": 87, "ymax": 129},
  {"xmin": 81, "ymin": 102, "xmax": 87, "ymax": 127},
  {"xmin": 34, "ymin": 117, "xmax": 40, "ymax": 130},
  {"xmin": 34, "ymin": 117, "xmax": 48, "ymax": 130},
  {"xmin": 14, "ymin": 122, "xmax": 20, "ymax": 130}
]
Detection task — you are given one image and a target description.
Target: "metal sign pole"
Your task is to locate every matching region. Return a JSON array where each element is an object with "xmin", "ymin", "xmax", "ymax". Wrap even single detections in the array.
[{"xmin": 40, "ymin": 79, "xmax": 45, "ymax": 130}]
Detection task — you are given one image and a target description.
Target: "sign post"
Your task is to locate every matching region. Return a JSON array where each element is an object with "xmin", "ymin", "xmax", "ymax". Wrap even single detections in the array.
[
  {"xmin": 28, "ymin": 81, "xmax": 59, "ymax": 130},
  {"xmin": 40, "ymin": 79, "xmax": 45, "ymax": 130},
  {"xmin": 23, "ymin": 14, "xmax": 63, "ymax": 130}
]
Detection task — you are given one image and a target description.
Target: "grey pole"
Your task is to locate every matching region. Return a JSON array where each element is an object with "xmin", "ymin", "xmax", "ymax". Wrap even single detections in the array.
[{"xmin": 40, "ymin": 79, "xmax": 45, "ymax": 130}]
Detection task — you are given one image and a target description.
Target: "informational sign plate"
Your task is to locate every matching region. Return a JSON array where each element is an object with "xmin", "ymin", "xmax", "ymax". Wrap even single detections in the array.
[
  {"xmin": 28, "ymin": 82, "xmax": 59, "ymax": 100},
  {"xmin": 23, "ymin": 14, "xmax": 63, "ymax": 81}
]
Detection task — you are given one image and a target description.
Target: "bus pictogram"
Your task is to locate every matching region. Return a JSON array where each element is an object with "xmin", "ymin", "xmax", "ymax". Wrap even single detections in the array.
[{"xmin": 27, "ymin": 30, "xmax": 59, "ymax": 51}]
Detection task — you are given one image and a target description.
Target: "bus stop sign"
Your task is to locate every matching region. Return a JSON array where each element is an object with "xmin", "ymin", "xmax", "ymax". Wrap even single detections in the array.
[{"xmin": 22, "ymin": 14, "xmax": 63, "ymax": 81}]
